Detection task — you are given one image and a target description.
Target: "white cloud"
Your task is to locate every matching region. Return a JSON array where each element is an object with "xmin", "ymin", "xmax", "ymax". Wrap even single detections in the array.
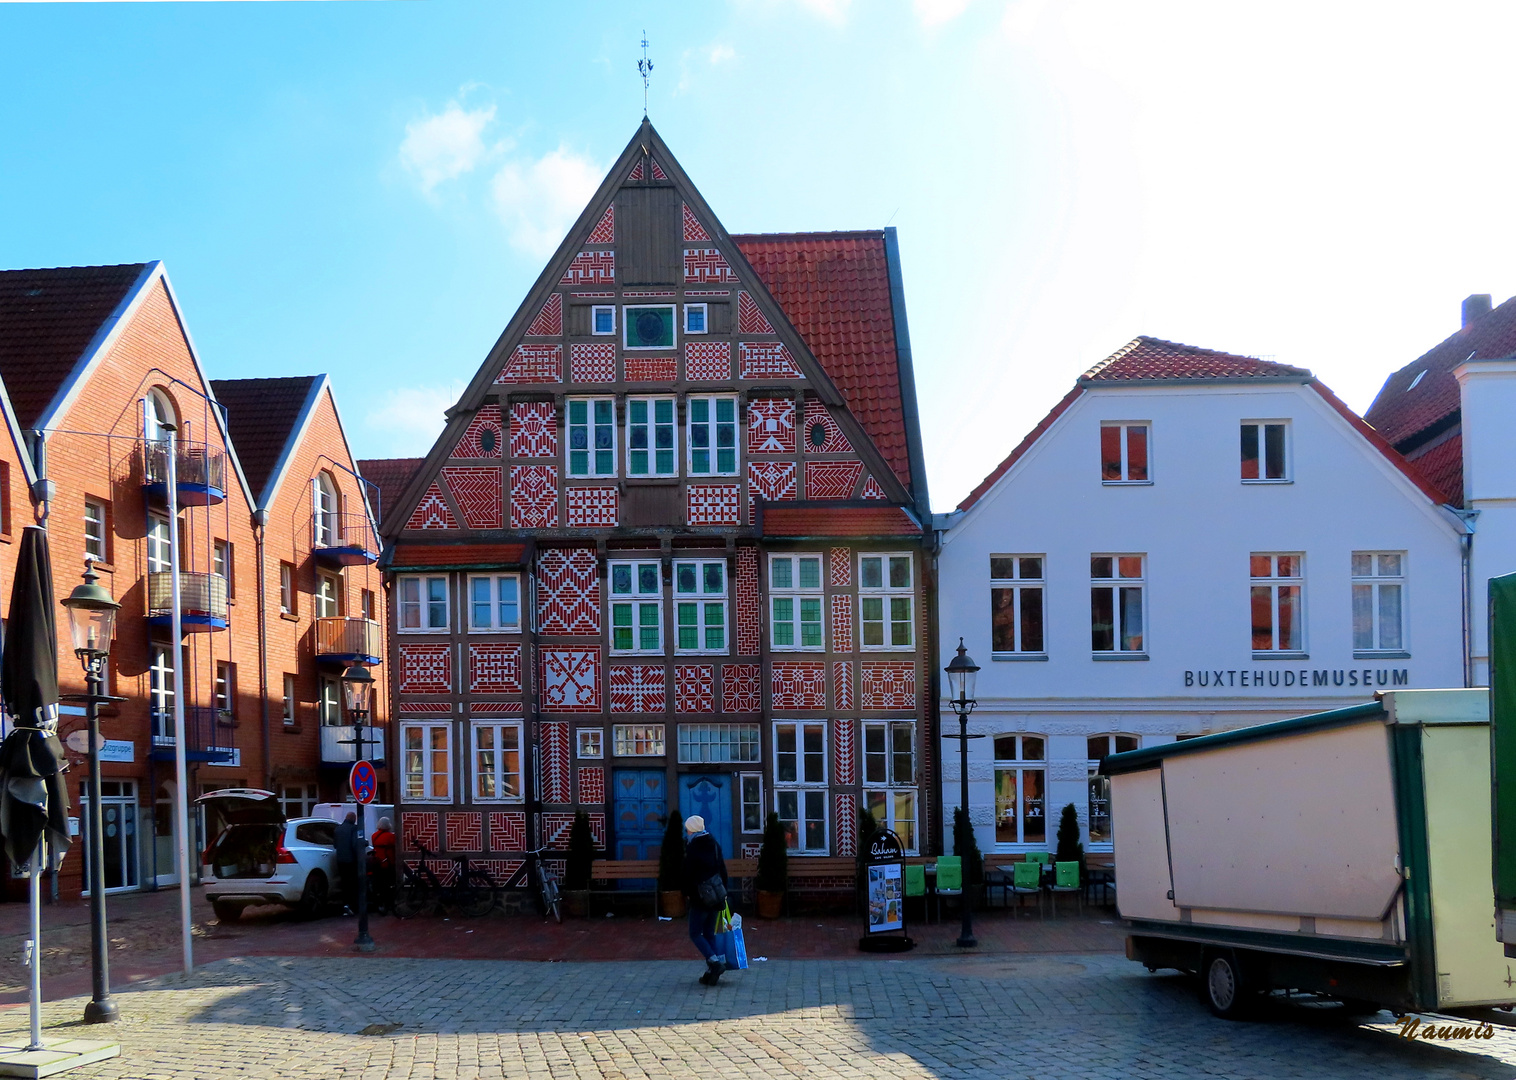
[
  {"xmin": 913, "ymin": 0, "xmax": 973, "ymax": 26},
  {"xmin": 490, "ymin": 146, "xmax": 605, "ymax": 257},
  {"xmin": 708, "ymin": 44, "xmax": 736, "ymax": 64},
  {"xmin": 399, "ymin": 102, "xmax": 497, "ymax": 194},
  {"xmin": 363, "ymin": 381, "xmax": 468, "ymax": 458}
]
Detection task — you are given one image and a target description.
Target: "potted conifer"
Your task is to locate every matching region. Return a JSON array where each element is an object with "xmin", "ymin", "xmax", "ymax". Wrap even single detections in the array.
[
  {"xmin": 657, "ymin": 810, "xmax": 686, "ymax": 918},
  {"xmin": 755, "ymin": 812, "xmax": 788, "ymax": 919},
  {"xmin": 564, "ymin": 811, "xmax": 597, "ymax": 917}
]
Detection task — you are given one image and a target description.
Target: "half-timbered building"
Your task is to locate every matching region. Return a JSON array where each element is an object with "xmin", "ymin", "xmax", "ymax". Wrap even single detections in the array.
[{"xmin": 374, "ymin": 121, "xmax": 933, "ymax": 880}]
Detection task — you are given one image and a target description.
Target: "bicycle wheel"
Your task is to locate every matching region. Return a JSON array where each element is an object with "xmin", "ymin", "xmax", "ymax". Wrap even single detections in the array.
[
  {"xmin": 541, "ymin": 873, "xmax": 563, "ymax": 924},
  {"xmin": 458, "ymin": 884, "xmax": 496, "ymax": 919},
  {"xmin": 393, "ymin": 886, "xmax": 427, "ymax": 919}
]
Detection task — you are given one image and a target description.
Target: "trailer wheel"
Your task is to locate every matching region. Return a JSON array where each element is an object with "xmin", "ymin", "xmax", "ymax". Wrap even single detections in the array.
[{"xmin": 1202, "ymin": 950, "xmax": 1253, "ymax": 1019}]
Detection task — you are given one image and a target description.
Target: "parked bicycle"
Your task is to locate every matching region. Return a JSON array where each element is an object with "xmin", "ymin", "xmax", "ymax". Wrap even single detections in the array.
[
  {"xmin": 393, "ymin": 841, "xmax": 498, "ymax": 919},
  {"xmin": 497, "ymin": 845, "xmax": 563, "ymax": 923}
]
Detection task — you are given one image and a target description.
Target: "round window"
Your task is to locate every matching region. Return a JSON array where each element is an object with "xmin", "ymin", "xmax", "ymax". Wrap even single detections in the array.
[
  {"xmin": 480, "ymin": 427, "xmax": 498, "ymax": 455},
  {"xmin": 634, "ymin": 310, "xmax": 666, "ymax": 346},
  {"xmin": 808, "ymin": 420, "xmax": 828, "ymax": 448}
]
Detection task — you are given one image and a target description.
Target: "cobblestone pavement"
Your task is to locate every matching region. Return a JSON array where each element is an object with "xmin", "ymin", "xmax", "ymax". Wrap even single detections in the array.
[{"xmin": 5, "ymin": 952, "xmax": 1516, "ymax": 1079}]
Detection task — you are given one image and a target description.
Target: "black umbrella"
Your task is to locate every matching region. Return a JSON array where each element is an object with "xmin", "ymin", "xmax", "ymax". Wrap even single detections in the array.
[{"xmin": 0, "ymin": 525, "xmax": 69, "ymax": 867}]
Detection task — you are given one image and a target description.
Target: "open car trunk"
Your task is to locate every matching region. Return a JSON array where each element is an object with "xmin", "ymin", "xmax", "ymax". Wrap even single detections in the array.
[{"xmin": 205, "ymin": 823, "xmax": 281, "ymax": 879}]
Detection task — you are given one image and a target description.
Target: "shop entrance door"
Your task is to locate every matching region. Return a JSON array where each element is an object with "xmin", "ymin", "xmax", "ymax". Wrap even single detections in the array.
[
  {"xmin": 678, "ymin": 774, "xmax": 733, "ymax": 857},
  {"xmin": 81, "ymin": 780, "xmax": 138, "ymax": 893},
  {"xmin": 612, "ymin": 769, "xmax": 667, "ymax": 861}
]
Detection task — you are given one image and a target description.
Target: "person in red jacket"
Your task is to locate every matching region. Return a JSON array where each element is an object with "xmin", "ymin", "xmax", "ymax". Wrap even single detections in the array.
[{"xmin": 370, "ymin": 817, "xmax": 397, "ymax": 915}]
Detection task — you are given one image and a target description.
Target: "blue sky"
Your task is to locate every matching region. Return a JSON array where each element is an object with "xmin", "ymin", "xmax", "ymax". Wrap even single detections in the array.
[{"xmin": 5, "ymin": 1, "xmax": 1516, "ymax": 509}]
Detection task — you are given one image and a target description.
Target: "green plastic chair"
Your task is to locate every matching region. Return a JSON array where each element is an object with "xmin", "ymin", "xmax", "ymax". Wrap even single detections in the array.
[
  {"xmin": 904, "ymin": 863, "xmax": 927, "ymax": 922},
  {"xmin": 934, "ymin": 856, "xmax": 964, "ymax": 921},
  {"xmin": 1051, "ymin": 860, "xmax": 1082, "ymax": 916},
  {"xmin": 1027, "ymin": 851, "xmax": 1051, "ymax": 865},
  {"xmin": 1009, "ymin": 860, "xmax": 1044, "ymax": 918}
]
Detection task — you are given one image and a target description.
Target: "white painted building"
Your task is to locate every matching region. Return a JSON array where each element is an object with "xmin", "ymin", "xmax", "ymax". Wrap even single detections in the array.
[{"xmin": 936, "ymin": 337, "xmax": 1468, "ymax": 855}]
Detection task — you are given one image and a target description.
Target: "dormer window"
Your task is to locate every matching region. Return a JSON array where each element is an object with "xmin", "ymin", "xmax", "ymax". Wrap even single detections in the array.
[{"xmin": 1100, "ymin": 423, "xmax": 1149, "ymax": 483}]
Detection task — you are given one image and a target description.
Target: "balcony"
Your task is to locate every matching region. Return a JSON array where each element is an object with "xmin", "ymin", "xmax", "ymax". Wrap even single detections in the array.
[
  {"xmin": 312, "ymin": 511, "xmax": 379, "ymax": 566},
  {"xmin": 149, "ymin": 706, "xmax": 234, "ymax": 763},
  {"xmin": 320, "ymin": 724, "xmax": 386, "ymax": 766},
  {"xmin": 141, "ymin": 440, "xmax": 226, "ymax": 507},
  {"xmin": 147, "ymin": 571, "xmax": 229, "ymax": 633},
  {"xmin": 315, "ymin": 616, "xmax": 383, "ymax": 666}
]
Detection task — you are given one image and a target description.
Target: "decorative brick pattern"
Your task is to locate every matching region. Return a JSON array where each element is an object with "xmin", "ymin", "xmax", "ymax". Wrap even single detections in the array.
[
  {"xmin": 578, "ymin": 766, "xmax": 606, "ymax": 804},
  {"xmin": 536, "ymin": 546, "xmax": 600, "ymax": 634},
  {"xmin": 469, "ymin": 701, "xmax": 523, "ymax": 715},
  {"xmin": 651, "ymin": 160, "xmax": 668, "ymax": 181},
  {"xmin": 805, "ymin": 460, "xmax": 864, "ymax": 500},
  {"xmin": 525, "ymin": 293, "xmax": 563, "ymax": 336},
  {"xmin": 741, "ymin": 842, "xmax": 762, "ymax": 860},
  {"xmin": 737, "ymin": 291, "xmax": 775, "ymax": 334},
  {"xmin": 831, "ymin": 595, "xmax": 854, "ymax": 654},
  {"xmin": 542, "ymin": 812, "xmax": 606, "ymax": 850},
  {"xmin": 609, "ymin": 664, "xmax": 667, "ymax": 714},
  {"xmin": 739, "ymin": 341, "xmax": 803, "ymax": 379},
  {"xmin": 834, "ymin": 794, "xmax": 857, "ymax": 858},
  {"xmin": 477, "ymin": 858, "xmax": 522, "ymax": 882},
  {"xmin": 586, "ymin": 205, "xmax": 614, "ymax": 245},
  {"xmin": 735, "ymin": 546, "xmax": 760, "ymax": 656},
  {"xmin": 572, "ymin": 291, "xmax": 615, "ymax": 299},
  {"xmin": 407, "ymin": 858, "xmax": 458, "ymax": 886},
  {"xmin": 833, "ymin": 719, "xmax": 857, "ymax": 784},
  {"xmin": 683, "ymin": 289, "xmax": 731, "ymax": 298},
  {"xmin": 624, "ymin": 355, "xmax": 677, "ymax": 382},
  {"xmin": 861, "ymin": 475, "xmax": 887, "ymax": 500},
  {"xmin": 498, "ymin": 343, "xmax": 563, "ymax": 383},
  {"xmin": 508, "ymin": 402, "xmax": 557, "ymax": 459},
  {"xmin": 771, "ymin": 661, "xmax": 826, "ymax": 710},
  {"xmin": 830, "ymin": 547, "xmax": 852, "ymax": 587},
  {"xmin": 541, "ymin": 721, "xmax": 572, "ymax": 801},
  {"xmin": 406, "ymin": 482, "xmax": 457, "ymax": 530},
  {"xmin": 748, "ymin": 397, "xmax": 796, "ymax": 454},
  {"xmin": 469, "ymin": 643, "xmax": 522, "ymax": 695},
  {"xmin": 861, "ymin": 661, "xmax": 916, "ymax": 710},
  {"xmin": 722, "ymin": 663, "xmax": 761, "ymax": 713},
  {"xmin": 674, "ymin": 664, "xmax": 715, "ymax": 714},
  {"xmin": 509, "ymin": 464, "xmax": 559, "ymax": 529},
  {"xmin": 802, "ymin": 398, "xmax": 852, "ymax": 453},
  {"xmin": 682, "ymin": 203, "xmax": 710, "ymax": 242},
  {"xmin": 401, "ymin": 811, "xmax": 439, "ymax": 852},
  {"xmin": 684, "ymin": 341, "xmax": 731, "ymax": 381},
  {"xmin": 398, "ymin": 702, "xmax": 451, "ymax": 716},
  {"xmin": 833, "ymin": 661, "xmax": 855, "ymax": 711},
  {"xmin": 628, "ymin": 160, "xmax": 644, "ymax": 181},
  {"xmin": 569, "ymin": 342, "xmax": 617, "ymax": 383},
  {"xmin": 684, "ymin": 248, "xmax": 738, "ymax": 284},
  {"xmin": 398, "ymin": 644, "xmax": 452, "ymax": 695},
  {"xmin": 442, "ymin": 466, "xmax": 503, "ymax": 529},
  {"xmin": 622, "ymin": 290, "xmax": 675, "ymax": 299},
  {"xmin": 560, "ymin": 251, "xmax": 615, "ymax": 286},
  {"xmin": 445, "ymin": 811, "xmax": 483, "ymax": 852},
  {"xmin": 686, "ymin": 483, "xmax": 741, "ymax": 526},
  {"xmin": 454, "ymin": 404, "xmax": 503, "ymax": 459},
  {"xmin": 488, "ymin": 811, "xmax": 526, "ymax": 852},
  {"xmin": 565, "ymin": 485, "xmax": 618, "ymax": 528},
  {"xmin": 747, "ymin": 461, "xmax": 797, "ymax": 504},
  {"xmin": 539, "ymin": 650, "xmax": 603, "ymax": 714}
]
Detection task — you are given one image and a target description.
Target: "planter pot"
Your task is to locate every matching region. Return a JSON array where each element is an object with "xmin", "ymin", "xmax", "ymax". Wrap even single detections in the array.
[
  {"xmin": 566, "ymin": 889, "xmax": 590, "ymax": 918},
  {"xmin": 660, "ymin": 890, "xmax": 686, "ymax": 918},
  {"xmin": 756, "ymin": 889, "xmax": 784, "ymax": 919}
]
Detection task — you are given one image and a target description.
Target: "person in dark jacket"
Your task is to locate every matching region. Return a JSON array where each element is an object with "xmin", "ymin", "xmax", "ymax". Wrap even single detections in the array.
[
  {"xmin": 680, "ymin": 815, "xmax": 729, "ymax": 985},
  {"xmin": 334, "ymin": 812, "xmax": 362, "ymax": 915}
]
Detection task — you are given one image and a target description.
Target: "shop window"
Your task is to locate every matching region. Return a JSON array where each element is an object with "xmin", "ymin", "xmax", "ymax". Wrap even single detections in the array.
[
  {"xmin": 993, "ymin": 734, "xmax": 1046, "ymax": 846},
  {"xmin": 864, "ymin": 720, "xmax": 917, "ymax": 852},
  {"xmin": 1086, "ymin": 734, "xmax": 1138, "ymax": 845}
]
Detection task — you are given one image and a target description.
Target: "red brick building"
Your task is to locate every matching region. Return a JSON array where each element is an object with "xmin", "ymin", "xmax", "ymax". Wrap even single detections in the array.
[{"xmin": 0, "ymin": 262, "xmax": 386, "ymax": 899}]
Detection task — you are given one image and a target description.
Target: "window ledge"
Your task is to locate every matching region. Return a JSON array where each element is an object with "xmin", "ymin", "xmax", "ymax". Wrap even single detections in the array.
[
  {"xmin": 1100, "ymin": 480, "xmax": 1153, "ymax": 487},
  {"xmin": 280, "ymin": 612, "xmax": 300, "ymax": 623},
  {"xmin": 281, "ymin": 724, "xmax": 302, "ymax": 735},
  {"xmin": 1092, "ymin": 652, "xmax": 1149, "ymax": 661},
  {"xmin": 1252, "ymin": 651, "xmax": 1309, "ymax": 660},
  {"xmin": 86, "ymin": 561, "xmax": 116, "ymax": 574},
  {"xmin": 1354, "ymin": 650, "xmax": 1410, "ymax": 660},
  {"xmin": 992, "ymin": 653, "xmax": 1049, "ymax": 662},
  {"xmin": 1241, "ymin": 479, "xmax": 1293, "ymax": 485}
]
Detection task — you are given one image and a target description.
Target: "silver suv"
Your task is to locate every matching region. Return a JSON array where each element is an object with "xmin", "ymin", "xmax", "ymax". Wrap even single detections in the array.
[{"xmin": 198, "ymin": 789, "xmax": 338, "ymax": 922}]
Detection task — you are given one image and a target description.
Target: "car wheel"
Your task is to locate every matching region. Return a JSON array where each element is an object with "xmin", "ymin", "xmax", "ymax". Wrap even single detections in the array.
[
  {"xmin": 1202, "ymin": 950, "xmax": 1254, "ymax": 1020},
  {"xmin": 212, "ymin": 901, "xmax": 243, "ymax": 924},
  {"xmin": 297, "ymin": 870, "xmax": 329, "ymax": 920}
]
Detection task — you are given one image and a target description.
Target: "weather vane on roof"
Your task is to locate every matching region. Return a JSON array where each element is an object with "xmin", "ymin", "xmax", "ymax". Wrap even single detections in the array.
[{"xmin": 638, "ymin": 32, "xmax": 653, "ymax": 118}]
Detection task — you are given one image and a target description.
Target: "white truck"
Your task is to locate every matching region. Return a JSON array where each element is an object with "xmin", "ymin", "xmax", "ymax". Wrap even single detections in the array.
[{"xmin": 1105, "ymin": 688, "xmax": 1513, "ymax": 1018}]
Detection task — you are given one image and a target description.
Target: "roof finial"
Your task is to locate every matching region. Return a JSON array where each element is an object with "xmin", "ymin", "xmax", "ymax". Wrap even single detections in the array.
[{"xmin": 638, "ymin": 31, "xmax": 653, "ymax": 118}]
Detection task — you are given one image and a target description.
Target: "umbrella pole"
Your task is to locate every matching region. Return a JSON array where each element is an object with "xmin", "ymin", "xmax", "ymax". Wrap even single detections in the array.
[{"xmin": 28, "ymin": 837, "xmax": 43, "ymax": 1050}]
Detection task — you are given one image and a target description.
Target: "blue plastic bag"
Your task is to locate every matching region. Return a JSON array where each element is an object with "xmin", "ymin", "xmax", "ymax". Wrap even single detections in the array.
[{"xmin": 723, "ymin": 913, "xmax": 749, "ymax": 970}]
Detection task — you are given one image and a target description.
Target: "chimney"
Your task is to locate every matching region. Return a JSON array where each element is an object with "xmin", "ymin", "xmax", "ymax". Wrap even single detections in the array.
[{"xmin": 1464, "ymin": 293, "xmax": 1493, "ymax": 327}]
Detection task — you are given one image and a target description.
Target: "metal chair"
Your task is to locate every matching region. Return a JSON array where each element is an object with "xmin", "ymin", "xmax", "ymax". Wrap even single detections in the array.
[
  {"xmin": 1050, "ymin": 860, "xmax": 1082, "ymax": 916},
  {"xmin": 1009, "ymin": 859, "xmax": 1044, "ymax": 918},
  {"xmin": 933, "ymin": 856, "xmax": 964, "ymax": 922}
]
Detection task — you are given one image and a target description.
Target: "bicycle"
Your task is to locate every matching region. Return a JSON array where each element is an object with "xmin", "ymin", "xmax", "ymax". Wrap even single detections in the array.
[
  {"xmin": 497, "ymin": 846, "xmax": 563, "ymax": 923},
  {"xmin": 393, "ymin": 841, "xmax": 499, "ymax": 919}
]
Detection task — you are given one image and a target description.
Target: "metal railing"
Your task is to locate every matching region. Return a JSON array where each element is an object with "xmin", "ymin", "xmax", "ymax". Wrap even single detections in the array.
[
  {"xmin": 320, "ymin": 724, "xmax": 386, "ymax": 764},
  {"xmin": 312, "ymin": 511, "xmax": 378, "ymax": 555},
  {"xmin": 315, "ymin": 617, "xmax": 383, "ymax": 660},
  {"xmin": 142, "ymin": 440, "xmax": 226, "ymax": 492},
  {"xmin": 147, "ymin": 572, "xmax": 229, "ymax": 621},
  {"xmin": 150, "ymin": 706, "xmax": 233, "ymax": 760}
]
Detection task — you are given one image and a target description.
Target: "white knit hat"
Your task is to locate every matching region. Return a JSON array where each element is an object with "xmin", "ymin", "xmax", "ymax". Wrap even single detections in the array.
[{"xmin": 684, "ymin": 815, "xmax": 705, "ymax": 833}]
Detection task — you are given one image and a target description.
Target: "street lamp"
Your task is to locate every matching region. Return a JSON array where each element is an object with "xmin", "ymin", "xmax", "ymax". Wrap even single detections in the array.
[
  {"xmin": 943, "ymin": 638, "xmax": 982, "ymax": 949},
  {"xmin": 60, "ymin": 562, "xmax": 123, "ymax": 1023},
  {"xmin": 340, "ymin": 663, "xmax": 376, "ymax": 953}
]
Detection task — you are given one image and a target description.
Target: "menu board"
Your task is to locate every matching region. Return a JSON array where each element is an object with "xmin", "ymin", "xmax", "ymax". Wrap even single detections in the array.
[{"xmin": 867, "ymin": 861, "xmax": 904, "ymax": 933}]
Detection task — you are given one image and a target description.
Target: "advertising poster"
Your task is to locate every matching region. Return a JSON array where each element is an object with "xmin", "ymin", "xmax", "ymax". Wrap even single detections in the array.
[{"xmin": 867, "ymin": 861, "xmax": 904, "ymax": 933}]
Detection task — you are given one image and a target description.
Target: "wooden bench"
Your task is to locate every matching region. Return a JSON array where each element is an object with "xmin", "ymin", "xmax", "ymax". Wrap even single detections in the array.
[{"xmin": 588, "ymin": 859, "xmax": 660, "ymax": 916}]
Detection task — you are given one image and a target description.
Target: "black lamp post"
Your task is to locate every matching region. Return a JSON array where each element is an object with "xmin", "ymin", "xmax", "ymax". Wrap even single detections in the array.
[
  {"xmin": 341, "ymin": 663, "xmax": 376, "ymax": 953},
  {"xmin": 943, "ymin": 638, "xmax": 982, "ymax": 949},
  {"xmin": 60, "ymin": 563, "xmax": 123, "ymax": 1023}
]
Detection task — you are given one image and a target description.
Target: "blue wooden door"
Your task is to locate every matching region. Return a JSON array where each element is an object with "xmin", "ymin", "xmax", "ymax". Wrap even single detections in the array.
[
  {"xmin": 613, "ymin": 768, "xmax": 667, "ymax": 861},
  {"xmin": 679, "ymin": 774, "xmax": 733, "ymax": 858}
]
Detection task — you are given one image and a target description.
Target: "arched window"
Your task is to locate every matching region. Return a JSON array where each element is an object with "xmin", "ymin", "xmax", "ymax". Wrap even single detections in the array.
[
  {"xmin": 144, "ymin": 388, "xmax": 177, "ymax": 443},
  {"xmin": 313, "ymin": 473, "xmax": 340, "ymax": 547},
  {"xmin": 1086, "ymin": 734, "xmax": 1139, "ymax": 846},
  {"xmin": 993, "ymin": 734, "xmax": 1046, "ymax": 846}
]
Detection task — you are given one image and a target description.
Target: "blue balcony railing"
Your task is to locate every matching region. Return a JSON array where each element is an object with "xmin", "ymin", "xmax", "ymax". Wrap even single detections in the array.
[{"xmin": 149, "ymin": 706, "xmax": 234, "ymax": 763}]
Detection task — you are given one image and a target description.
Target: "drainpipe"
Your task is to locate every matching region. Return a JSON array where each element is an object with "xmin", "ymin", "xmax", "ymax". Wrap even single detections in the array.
[
  {"xmin": 1460, "ymin": 512, "xmax": 1479, "ymax": 686},
  {"xmin": 523, "ymin": 537, "xmax": 541, "ymax": 900},
  {"xmin": 254, "ymin": 508, "xmax": 271, "ymax": 789}
]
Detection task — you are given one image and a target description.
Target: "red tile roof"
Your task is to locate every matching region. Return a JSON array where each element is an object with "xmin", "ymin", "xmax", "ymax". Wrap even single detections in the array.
[
  {"xmin": 956, "ymin": 386, "xmax": 1084, "ymax": 512},
  {"xmin": 358, "ymin": 458, "xmax": 422, "ymax": 523},
  {"xmin": 1305, "ymin": 381, "xmax": 1450, "ymax": 506},
  {"xmin": 391, "ymin": 542, "xmax": 526, "ymax": 569},
  {"xmin": 1083, "ymin": 336, "xmax": 1311, "ymax": 382},
  {"xmin": 211, "ymin": 376, "xmax": 320, "ymax": 504},
  {"xmin": 732, "ymin": 232, "xmax": 911, "ymax": 490},
  {"xmin": 1404, "ymin": 434, "xmax": 1462, "ymax": 506},
  {"xmin": 0, "ymin": 264, "xmax": 148, "ymax": 428},
  {"xmin": 760, "ymin": 505, "xmax": 921, "ymax": 537}
]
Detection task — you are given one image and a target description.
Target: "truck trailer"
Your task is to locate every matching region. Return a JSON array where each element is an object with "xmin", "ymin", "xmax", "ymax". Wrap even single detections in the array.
[{"xmin": 1105, "ymin": 688, "xmax": 1512, "ymax": 1018}]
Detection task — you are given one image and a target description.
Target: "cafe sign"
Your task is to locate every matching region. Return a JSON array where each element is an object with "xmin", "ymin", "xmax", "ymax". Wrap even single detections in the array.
[{"xmin": 859, "ymin": 829, "xmax": 914, "ymax": 953}]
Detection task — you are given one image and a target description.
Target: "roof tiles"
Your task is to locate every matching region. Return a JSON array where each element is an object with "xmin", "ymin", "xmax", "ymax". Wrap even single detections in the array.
[
  {"xmin": 359, "ymin": 457, "xmax": 422, "ymax": 523},
  {"xmin": 1083, "ymin": 336, "xmax": 1311, "ymax": 382},
  {"xmin": 760, "ymin": 505, "xmax": 920, "ymax": 537},
  {"xmin": 211, "ymin": 376, "xmax": 320, "ymax": 504}
]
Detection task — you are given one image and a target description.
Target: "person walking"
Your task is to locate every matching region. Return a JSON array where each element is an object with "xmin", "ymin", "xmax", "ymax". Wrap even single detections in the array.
[
  {"xmin": 680, "ymin": 815, "xmax": 729, "ymax": 985},
  {"xmin": 370, "ymin": 817, "xmax": 396, "ymax": 915},
  {"xmin": 334, "ymin": 812, "xmax": 361, "ymax": 916}
]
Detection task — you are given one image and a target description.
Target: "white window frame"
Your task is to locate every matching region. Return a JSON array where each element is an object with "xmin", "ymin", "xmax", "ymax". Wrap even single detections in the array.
[
  {"xmin": 279, "ymin": 783, "xmax": 319, "ymax": 819},
  {"xmin": 149, "ymin": 646, "xmax": 175, "ymax": 741},
  {"xmin": 279, "ymin": 562, "xmax": 294, "ymax": 615},
  {"xmin": 1090, "ymin": 554, "xmax": 1146, "ymax": 656},
  {"xmin": 859, "ymin": 553, "xmax": 914, "ymax": 651},
  {"xmin": 318, "ymin": 676, "xmax": 341, "ymax": 727},
  {"xmin": 687, "ymin": 394, "xmax": 738, "ymax": 476},
  {"xmin": 84, "ymin": 499, "xmax": 107, "ymax": 562},
  {"xmin": 674, "ymin": 558, "xmax": 727, "ymax": 655},
  {"xmin": 147, "ymin": 514, "xmax": 171, "ymax": 574},
  {"xmin": 739, "ymin": 772, "xmax": 764, "ymax": 834},
  {"xmin": 769, "ymin": 554, "xmax": 824, "ymax": 651},
  {"xmin": 401, "ymin": 721, "xmax": 452, "ymax": 803},
  {"xmin": 627, "ymin": 396, "xmax": 678, "ymax": 478},
  {"xmin": 993, "ymin": 734, "xmax": 1048, "ymax": 849},
  {"xmin": 990, "ymin": 555, "xmax": 1045, "ymax": 657},
  {"xmin": 398, "ymin": 575, "xmax": 449, "ymax": 633},
  {"xmin": 313, "ymin": 473, "xmax": 340, "ymax": 547},
  {"xmin": 1352, "ymin": 551, "xmax": 1408, "ymax": 657},
  {"xmin": 1250, "ymin": 552, "xmax": 1306, "ymax": 657},
  {"xmin": 774, "ymin": 788, "xmax": 828, "ymax": 855},
  {"xmin": 677, "ymin": 723, "xmax": 761, "ymax": 764},
  {"xmin": 683, "ymin": 303, "xmax": 708, "ymax": 335},
  {"xmin": 316, "ymin": 572, "xmax": 341, "ymax": 619},
  {"xmin": 863, "ymin": 719, "xmax": 919, "ymax": 853},
  {"xmin": 1085, "ymin": 734, "xmax": 1138, "ymax": 849},
  {"xmin": 1241, "ymin": 420, "xmax": 1291, "ymax": 483},
  {"xmin": 612, "ymin": 723, "xmax": 666, "ymax": 757},
  {"xmin": 567, "ymin": 397, "xmax": 617, "ymax": 478},
  {"xmin": 773, "ymin": 720, "xmax": 828, "ymax": 786},
  {"xmin": 622, "ymin": 304, "xmax": 677, "ymax": 350},
  {"xmin": 215, "ymin": 661, "xmax": 235, "ymax": 717},
  {"xmin": 864, "ymin": 790, "xmax": 919, "ymax": 855},
  {"xmin": 1100, "ymin": 422, "xmax": 1151, "ymax": 485},
  {"xmin": 468, "ymin": 574, "xmax": 521, "ymax": 633},
  {"xmin": 471, "ymin": 721, "xmax": 525, "ymax": 803},
  {"xmin": 213, "ymin": 539, "xmax": 233, "ymax": 596},
  {"xmin": 591, "ymin": 305, "xmax": 616, "ymax": 336},
  {"xmin": 577, "ymin": 728, "xmax": 603, "ymax": 759},
  {"xmin": 609, "ymin": 560, "xmax": 663, "ymax": 655},
  {"xmin": 281, "ymin": 673, "xmax": 297, "ymax": 727}
]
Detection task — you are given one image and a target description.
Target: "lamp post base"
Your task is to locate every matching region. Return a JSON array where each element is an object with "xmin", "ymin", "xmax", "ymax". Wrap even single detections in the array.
[
  {"xmin": 955, "ymin": 934, "xmax": 977, "ymax": 948},
  {"xmin": 82, "ymin": 997, "xmax": 118, "ymax": 1024},
  {"xmin": 354, "ymin": 936, "xmax": 376, "ymax": 954}
]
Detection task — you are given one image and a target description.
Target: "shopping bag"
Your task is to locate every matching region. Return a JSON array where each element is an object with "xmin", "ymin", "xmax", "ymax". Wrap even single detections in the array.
[{"xmin": 725, "ymin": 913, "xmax": 749, "ymax": 970}]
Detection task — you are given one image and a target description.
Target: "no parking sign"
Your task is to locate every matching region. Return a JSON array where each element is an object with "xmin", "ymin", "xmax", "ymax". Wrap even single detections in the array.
[{"xmin": 350, "ymin": 759, "xmax": 378, "ymax": 804}]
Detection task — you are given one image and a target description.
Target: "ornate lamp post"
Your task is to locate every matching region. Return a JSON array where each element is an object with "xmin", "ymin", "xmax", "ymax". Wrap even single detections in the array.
[
  {"xmin": 943, "ymin": 638, "xmax": 982, "ymax": 949},
  {"xmin": 60, "ymin": 563, "xmax": 123, "ymax": 1023},
  {"xmin": 341, "ymin": 663, "xmax": 376, "ymax": 953}
]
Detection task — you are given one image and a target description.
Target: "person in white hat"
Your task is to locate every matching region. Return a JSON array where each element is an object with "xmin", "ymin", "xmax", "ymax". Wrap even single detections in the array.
[{"xmin": 680, "ymin": 814, "xmax": 730, "ymax": 985}]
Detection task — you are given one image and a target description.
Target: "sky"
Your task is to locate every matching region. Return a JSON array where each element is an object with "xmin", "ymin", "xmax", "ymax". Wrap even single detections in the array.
[{"xmin": 4, "ymin": 0, "xmax": 1516, "ymax": 511}]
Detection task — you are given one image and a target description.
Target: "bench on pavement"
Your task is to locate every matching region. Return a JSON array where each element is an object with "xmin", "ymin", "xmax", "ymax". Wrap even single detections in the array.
[{"xmin": 588, "ymin": 859, "xmax": 660, "ymax": 916}]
